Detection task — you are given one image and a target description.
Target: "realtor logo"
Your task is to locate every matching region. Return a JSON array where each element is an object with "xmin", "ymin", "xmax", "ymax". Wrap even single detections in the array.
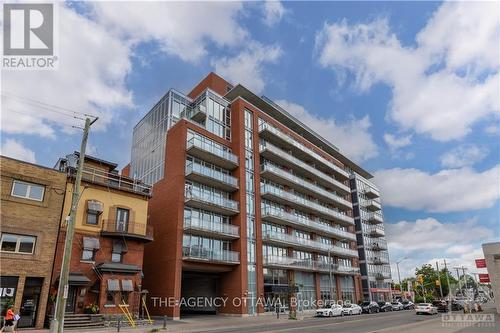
[{"xmin": 3, "ymin": 3, "xmax": 53, "ymax": 55}]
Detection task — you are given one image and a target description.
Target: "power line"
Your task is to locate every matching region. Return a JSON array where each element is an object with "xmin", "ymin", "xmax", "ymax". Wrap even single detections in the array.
[
  {"xmin": 2, "ymin": 91, "xmax": 98, "ymax": 119},
  {"xmin": 3, "ymin": 108, "xmax": 85, "ymax": 130}
]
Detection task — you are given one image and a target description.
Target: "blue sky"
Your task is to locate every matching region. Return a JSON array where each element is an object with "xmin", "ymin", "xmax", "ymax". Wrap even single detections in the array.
[{"xmin": 1, "ymin": 1, "xmax": 499, "ymax": 278}]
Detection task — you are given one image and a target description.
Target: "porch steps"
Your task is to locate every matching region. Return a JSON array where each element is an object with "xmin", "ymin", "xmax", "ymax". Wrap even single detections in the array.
[{"xmin": 51, "ymin": 314, "xmax": 105, "ymax": 330}]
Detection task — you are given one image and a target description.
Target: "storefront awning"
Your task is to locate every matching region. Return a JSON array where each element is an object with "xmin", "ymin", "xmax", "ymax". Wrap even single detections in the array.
[
  {"xmin": 96, "ymin": 262, "xmax": 141, "ymax": 274},
  {"xmin": 68, "ymin": 273, "xmax": 90, "ymax": 286}
]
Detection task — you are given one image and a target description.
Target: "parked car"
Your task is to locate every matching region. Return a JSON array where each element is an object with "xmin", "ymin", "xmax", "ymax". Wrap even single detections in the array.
[
  {"xmin": 316, "ymin": 304, "xmax": 344, "ymax": 317},
  {"xmin": 361, "ymin": 301, "xmax": 380, "ymax": 314},
  {"xmin": 415, "ymin": 303, "xmax": 438, "ymax": 315},
  {"xmin": 432, "ymin": 300, "xmax": 449, "ymax": 312},
  {"xmin": 402, "ymin": 300, "xmax": 415, "ymax": 310},
  {"xmin": 342, "ymin": 303, "xmax": 362, "ymax": 315},
  {"xmin": 378, "ymin": 302, "xmax": 393, "ymax": 312},
  {"xmin": 391, "ymin": 301, "xmax": 404, "ymax": 311}
]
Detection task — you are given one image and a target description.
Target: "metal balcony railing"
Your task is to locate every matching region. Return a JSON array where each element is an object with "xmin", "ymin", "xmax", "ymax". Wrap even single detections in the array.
[
  {"xmin": 259, "ymin": 141, "xmax": 350, "ymax": 194},
  {"xmin": 367, "ymin": 212, "xmax": 383, "ymax": 224},
  {"xmin": 259, "ymin": 122, "xmax": 349, "ymax": 179},
  {"xmin": 186, "ymin": 163, "xmax": 238, "ymax": 188},
  {"xmin": 260, "ymin": 163, "xmax": 352, "ymax": 209},
  {"xmin": 262, "ymin": 230, "xmax": 358, "ymax": 257},
  {"xmin": 182, "ymin": 245, "xmax": 239, "ymax": 264},
  {"xmin": 261, "ymin": 208, "xmax": 356, "ymax": 241},
  {"xmin": 183, "ymin": 216, "xmax": 239, "ymax": 238},
  {"xmin": 71, "ymin": 167, "xmax": 152, "ymax": 196},
  {"xmin": 186, "ymin": 137, "xmax": 238, "ymax": 165},
  {"xmin": 185, "ymin": 188, "xmax": 239, "ymax": 213},
  {"xmin": 366, "ymin": 200, "xmax": 382, "ymax": 211},
  {"xmin": 260, "ymin": 184, "xmax": 354, "ymax": 225},
  {"xmin": 367, "ymin": 226, "xmax": 385, "ymax": 237},
  {"xmin": 101, "ymin": 220, "xmax": 153, "ymax": 240}
]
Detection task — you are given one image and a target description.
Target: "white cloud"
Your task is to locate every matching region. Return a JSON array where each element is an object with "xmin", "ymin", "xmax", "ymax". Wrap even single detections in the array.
[
  {"xmin": 90, "ymin": 1, "xmax": 247, "ymax": 63},
  {"xmin": 315, "ymin": 2, "xmax": 500, "ymax": 141},
  {"xmin": 440, "ymin": 144, "xmax": 489, "ymax": 168},
  {"xmin": 0, "ymin": 139, "xmax": 36, "ymax": 163},
  {"xmin": 212, "ymin": 42, "xmax": 282, "ymax": 94},
  {"xmin": 374, "ymin": 165, "xmax": 500, "ymax": 212},
  {"xmin": 386, "ymin": 217, "xmax": 491, "ymax": 252},
  {"xmin": 485, "ymin": 124, "xmax": 500, "ymax": 135},
  {"xmin": 383, "ymin": 133, "xmax": 412, "ymax": 151},
  {"xmin": 275, "ymin": 100, "xmax": 378, "ymax": 162},
  {"xmin": 1, "ymin": 3, "xmax": 133, "ymax": 138},
  {"xmin": 262, "ymin": 1, "xmax": 286, "ymax": 27}
]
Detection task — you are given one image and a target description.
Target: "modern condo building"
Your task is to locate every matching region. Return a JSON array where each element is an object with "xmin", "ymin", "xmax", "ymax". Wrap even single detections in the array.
[
  {"xmin": 350, "ymin": 174, "xmax": 392, "ymax": 301},
  {"xmin": 131, "ymin": 73, "xmax": 385, "ymax": 319}
]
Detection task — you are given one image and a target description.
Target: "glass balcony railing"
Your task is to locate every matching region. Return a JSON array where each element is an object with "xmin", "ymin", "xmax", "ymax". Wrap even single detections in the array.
[
  {"xmin": 262, "ymin": 230, "xmax": 358, "ymax": 257},
  {"xmin": 185, "ymin": 188, "xmax": 239, "ymax": 213},
  {"xmin": 364, "ymin": 186, "xmax": 380, "ymax": 199},
  {"xmin": 373, "ymin": 272, "xmax": 392, "ymax": 280},
  {"xmin": 259, "ymin": 122, "xmax": 349, "ymax": 179},
  {"xmin": 368, "ymin": 240, "xmax": 388, "ymax": 251},
  {"xmin": 367, "ymin": 212, "xmax": 383, "ymax": 224},
  {"xmin": 183, "ymin": 216, "xmax": 239, "ymax": 238},
  {"xmin": 337, "ymin": 265, "xmax": 361, "ymax": 274},
  {"xmin": 187, "ymin": 137, "xmax": 238, "ymax": 166},
  {"xmin": 367, "ymin": 226, "xmax": 385, "ymax": 237},
  {"xmin": 264, "ymin": 256, "xmax": 360, "ymax": 275},
  {"xmin": 366, "ymin": 200, "xmax": 382, "ymax": 211},
  {"xmin": 370, "ymin": 256, "xmax": 390, "ymax": 265},
  {"xmin": 182, "ymin": 245, "xmax": 239, "ymax": 264},
  {"xmin": 261, "ymin": 208, "xmax": 356, "ymax": 241},
  {"xmin": 260, "ymin": 184, "xmax": 354, "ymax": 225},
  {"xmin": 186, "ymin": 163, "xmax": 238, "ymax": 188},
  {"xmin": 259, "ymin": 141, "xmax": 350, "ymax": 194},
  {"xmin": 260, "ymin": 163, "xmax": 352, "ymax": 209}
]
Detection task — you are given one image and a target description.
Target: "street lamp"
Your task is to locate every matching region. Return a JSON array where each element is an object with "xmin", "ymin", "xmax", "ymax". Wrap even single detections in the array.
[{"xmin": 396, "ymin": 257, "xmax": 408, "ymax": 290}]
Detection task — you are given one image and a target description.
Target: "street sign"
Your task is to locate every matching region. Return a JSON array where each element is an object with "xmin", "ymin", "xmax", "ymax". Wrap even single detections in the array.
[
  {"xmin": 478, "ymin": 274, "xmax": 490, "ymax": 283},
  {"xmin": 475, "ymin": 259, "xmax": 487, "ymax": 268}
]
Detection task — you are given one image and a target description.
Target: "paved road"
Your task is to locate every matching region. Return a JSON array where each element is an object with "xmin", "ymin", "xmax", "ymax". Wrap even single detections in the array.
[{"xmin": 183, "ymin": 310, "xmax": 439, "ymax": 333}]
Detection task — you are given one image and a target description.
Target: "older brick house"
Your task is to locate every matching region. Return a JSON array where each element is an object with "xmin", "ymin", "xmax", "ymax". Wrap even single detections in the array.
[
  {"xmin": 0, "ymin": 156, "xmax": 67, "ymax": 328},
  {"xmin": 50, "ymin": 153, "xmax": 152, "ymax": 317}
]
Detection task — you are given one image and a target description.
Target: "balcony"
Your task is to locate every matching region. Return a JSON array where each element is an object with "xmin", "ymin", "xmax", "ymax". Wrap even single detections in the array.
[
  {"xmin": 262, "ymin": 231, "xmax": 358, "ymax": 257},
  {"xmin": 370, "ymin": 257, "xmax": 390, "ymax": 265},
  {"xmin": 182, "ymin": 245, "xmax": 239, "ymax": 265},
  {"xmin": 185, "ymin": 163, "xmax": 238, "ymax": 192},
  {"xmin": 364, "ymin": 187, "xmax": 380, "ymax": 199},
  {"xmin": 367, "ymin": 212, "xmax": 383, "ymax": 224},
  {"xmin": 260, "ymin": 184, "xmax": 354, "ymax": 226},
  {"xmin": 261, "ymin": 208, "xmax": 356, "ymax": 241},
  {"xmin": 374, "ymin": 272, "xmax": 391, "ymax": 280},
  {"xmin": 366, "ymin": 200, "xmax": 382, "ymax": 212},
  {"xmin": 184, "ymin": 189, "xmax": 239, "ymax": 216},
  {"xmin": 101, "ymin": 220, "xmax": 153, "ymax": 242},
  {"xmin": 259, "ymin": 122, "xmax": 349, "ymax": 180},
  {"xmin": 183, "ymin": 217, "xmax": 239, "ymax": 240},
  {"xmin": 189, "ymin": 104, "xmax": 207, "ymax": 122},
  {"xmin": 368, "ymin": 226, "xmax": 385, "ymax": 238},
  {"xmin": 263, "ymin": 256, "xmax": 360, "ymax": 275},
  {"xmin": 186, "ymin": 137, "xmax": 238, "ymax": 170},
  {"xmin": 370, "ymin": 240, "xmax": 388, "ymax": 251},
  {"xmin": 72, "ymin": 167, "xmax": 152, "ymax": 196},
  {"xmin": 259, "ymin": 142, "xmax": 350, "ymax": 195},
  {"xmin": 260, "ymin": 163, "xmax": 352, "ymax": 210}
]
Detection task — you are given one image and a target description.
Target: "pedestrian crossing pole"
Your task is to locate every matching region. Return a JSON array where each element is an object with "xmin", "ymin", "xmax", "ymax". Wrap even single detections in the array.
[{"xmin": 51, "ymin": 117, "xmax": 97, "ymax": 333}]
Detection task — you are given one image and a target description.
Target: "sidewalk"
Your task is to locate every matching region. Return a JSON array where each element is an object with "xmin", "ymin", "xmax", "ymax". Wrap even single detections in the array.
[{"xmin": 23, "ymin": 311, "xmax": 318, "ymax": 333}]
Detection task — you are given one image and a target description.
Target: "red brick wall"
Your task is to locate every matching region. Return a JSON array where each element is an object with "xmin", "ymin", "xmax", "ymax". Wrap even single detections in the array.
[
  {"xmin": 187, "ymin": 72, "xmax": 233, "ymax": 99},
  {"xmin": 121, "ymin": 163, "xmax": 131, "ymax": 177}
]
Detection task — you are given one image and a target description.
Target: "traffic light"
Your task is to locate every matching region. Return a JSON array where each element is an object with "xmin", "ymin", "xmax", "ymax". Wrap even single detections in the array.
[
  {"xmin": 435, "ymin": 280, "xmax": 441, "ymax": 286},
  {"xmin": 418, "ymin": 275, "xmax": 424, "ymax": 283}
]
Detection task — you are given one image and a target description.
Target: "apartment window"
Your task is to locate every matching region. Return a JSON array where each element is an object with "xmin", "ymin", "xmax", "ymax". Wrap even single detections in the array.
[
  {"xmin": 86, "ymin": 200, "xmax": 103, "ymax": 225},
  {"xmin": 0, "ymin": 233, "xmax": 36, "ymax": 254},
  {"xmin": 11, "ymin": 180, "xmax": 45, "ymax": 201},
  {"xmin": 82, "ymin": 237, "xmax": 100, "ymax": 261},
  {"xmin": 112, "ymin": 240, "xmax": 126, "ymax": 263},
  {"xmin": 116, "ymin": 208, "xmax": 129, "ymax": 232}
]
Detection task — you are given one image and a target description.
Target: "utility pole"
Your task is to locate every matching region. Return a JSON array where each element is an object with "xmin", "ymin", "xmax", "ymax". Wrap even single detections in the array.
[
  {"xmin": 51, "ymin": 117, "xmax": 97, "ymax": 333},
  {"xmin": 455, "ymin": 267, "xmax": 463, "ymax": 296},
  {"xmin": 328, "ymin": 248, "xmax": 333, "ymax": 304},
  {"xmin": 444, "ymin": 259, "xmax": 452, "ymax": 312},
  {"xmin": 436, "ymin": 261, "xmax": 443, "ymax": 299}
]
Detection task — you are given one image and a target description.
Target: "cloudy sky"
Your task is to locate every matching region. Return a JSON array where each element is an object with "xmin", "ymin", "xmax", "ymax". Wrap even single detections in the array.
[{"xmin": 1, "ymin": 1, "xmax": 499, "ymax": 279}]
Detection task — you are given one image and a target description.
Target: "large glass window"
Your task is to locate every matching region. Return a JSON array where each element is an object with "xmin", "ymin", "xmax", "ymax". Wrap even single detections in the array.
[
  {"xmin": 0, "ymin": 233, "xmax": 36, "ymax": 254},
  {"xmin": 11, "ymin": 180, "xmax": 45, "ymax": 201}
]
